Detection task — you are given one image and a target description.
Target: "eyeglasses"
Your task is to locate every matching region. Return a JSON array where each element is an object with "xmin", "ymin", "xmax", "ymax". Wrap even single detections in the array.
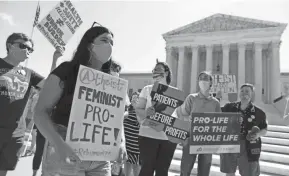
[
  {"xmin": 91, "ymin": 21, "xmax": 103, "ymax": 28},
  {"xmin": 13, "ymin": 42, "xmax": 34, "ymax": 53}
]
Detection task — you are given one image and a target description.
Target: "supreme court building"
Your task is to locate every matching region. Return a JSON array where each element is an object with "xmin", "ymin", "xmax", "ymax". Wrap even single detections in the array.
[{"xmin": 163, "ymin": 14, "xmax": 287, "ymax": 105}]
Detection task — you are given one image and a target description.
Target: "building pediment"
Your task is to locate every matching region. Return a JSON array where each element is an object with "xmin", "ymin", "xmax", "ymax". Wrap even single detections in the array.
[{"xmin": 163, "ymin": 14, "xmax": 286, "ymax": 37}]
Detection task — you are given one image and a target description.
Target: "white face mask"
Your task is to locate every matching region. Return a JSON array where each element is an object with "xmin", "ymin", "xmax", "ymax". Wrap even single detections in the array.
[
  {"xmin": 91, "ymin": 43, "xmax": 112, "ymax": 63},
  {"xmin": 199, "ymin": 81, "xmax": 211, "ymax": 91}
]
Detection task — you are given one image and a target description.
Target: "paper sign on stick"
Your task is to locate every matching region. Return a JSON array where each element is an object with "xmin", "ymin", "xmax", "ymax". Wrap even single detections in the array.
[
  {"xmin": 190, "ymin": 112, "xmax": 241, "ymax": 154},
  {"xmin": 210, "ymin": 74, "xmax": 237, "ymax": 94},
  {"xmin": 36, "ymin": 0, "xmax": 83, "ymax": 52},
  {"xmin": 145, "ymin": 82, "xmax": 190, "ymax": 143},
  {"xmin": 66, "ymin": 65, "xmax": 128, "ymax": 161}
]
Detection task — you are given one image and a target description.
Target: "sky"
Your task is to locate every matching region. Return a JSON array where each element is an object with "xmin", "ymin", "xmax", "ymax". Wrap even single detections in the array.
[{"xmin": 0, "ymin": 0, "xmax": 288, "ymax": 77}]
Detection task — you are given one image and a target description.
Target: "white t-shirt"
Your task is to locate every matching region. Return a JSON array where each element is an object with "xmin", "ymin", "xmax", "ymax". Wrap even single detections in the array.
[{"xmin": 138, "ymin": 85, "xmax": 168, "ymax": 140}]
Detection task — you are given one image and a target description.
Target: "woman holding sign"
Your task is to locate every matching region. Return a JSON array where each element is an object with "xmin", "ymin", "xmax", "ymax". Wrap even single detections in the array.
[
  {"xmin": 34, "ymin": 25, "xmax": 126, "ymax": 176},
  {"xmin": 220, "ymin": 83, "xmax": 268, "ymax": 176},
  {"xmin": 135, "ymin": 60, "xmax": 177, "ymax": 176}
]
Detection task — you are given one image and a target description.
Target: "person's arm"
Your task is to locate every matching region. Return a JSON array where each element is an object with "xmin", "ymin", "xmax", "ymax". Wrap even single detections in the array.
[
  {"xmin": 175, "ymin": 94, "xmax": 194, "ymax": 121},
  {"xmin": 34, "ymin": 74, "xmax": 64, "ymax": 147},
  {"xmin": 257, "ymin": 111, "xmax": 268, "ymax": 137},
  {"xmin": 215, "ymin": 100, "xmax": 222, "ymax": 112},
  {"xmin": 30, "ymin": 71, "xmax": 45, "ymax": 89},
  {"xmin": 135, "ymin": 87, "xmax": 148, "ymax": 123}
]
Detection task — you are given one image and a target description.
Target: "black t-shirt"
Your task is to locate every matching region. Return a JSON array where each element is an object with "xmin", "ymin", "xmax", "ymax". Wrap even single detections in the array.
[
  {"xmin": 50, "ymin": 62, "xmax": 74, "ymax": 127},
  {"xmin": 221, "ymin": 101, "xmax": 267, "ymax": 138},
  {"xmin": 0, "ymin": 59, "xmax": 44, "ymax": 139}
]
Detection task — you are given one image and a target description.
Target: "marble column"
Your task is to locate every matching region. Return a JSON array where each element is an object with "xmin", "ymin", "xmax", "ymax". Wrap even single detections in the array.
[
  {"xmin": 166, "ymin": 46, "xmax": 173, "ymax": 69},
  {"xmin": 190, "ymin": 45, "xmax": 199, "ymax": 93},
  {"xmin": 254, "ymin": 42, "xmax": 263, "ymax": 103},
  {"xmin": 177, "ymin": 46, "xmax": 185, "ymax": 90},
  {"xmin": 238, "ymin": 43, "xmax": 246, "ymax": 89},
  {"xmin": 271, "ymin": 41, "xmax": 281, "ymax": 101},
  {"xmin": 166, "ymin": 46, "xmax": 177, "ymax": 87},
  {"xmin": 206, "ymin": 45, "xmax": 213, "ymax": 71},
  {"xmin": 222, "ymin": 44, "xmax": 230, "ymax": 100}
]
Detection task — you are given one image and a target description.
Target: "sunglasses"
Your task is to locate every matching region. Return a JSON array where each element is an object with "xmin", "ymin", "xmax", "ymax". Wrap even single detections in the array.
[
  {"xmin": 13, "ymin": 42, "xmax": 34, "ymax": 53},
  {"xmin": 91, "ymin": 21, "xmax": 103, "ymax": 28}
]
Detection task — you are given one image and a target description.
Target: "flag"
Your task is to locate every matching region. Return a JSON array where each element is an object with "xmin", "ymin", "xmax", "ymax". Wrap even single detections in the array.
[{"xmin": 33, "ymin": 3, "xmax": 40, "ymax": 27}]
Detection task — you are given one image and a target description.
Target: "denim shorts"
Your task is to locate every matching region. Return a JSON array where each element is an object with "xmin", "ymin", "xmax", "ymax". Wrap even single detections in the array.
[{"xmin": 41, "ymin": 124, "xmax": 111, "ymax": 176}]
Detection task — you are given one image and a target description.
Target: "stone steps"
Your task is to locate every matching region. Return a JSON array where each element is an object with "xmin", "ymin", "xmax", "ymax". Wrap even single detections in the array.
[
  {"xmin": 170, "ymin": 160, "xmax": 282, "ymax": 176},
  {"xmin": 268, "ymin": 125, "xmax": 289, "ymax": 133},
  {"xmin": 169, "ymin": 126, "xmax": 289, "ymax": 176},
  {"xmin": 262, "ymin": 143, "xmax": 289, "ymax": 154},
  {"xmin": 173, "ymin": 149, "xmax": 289, "ymax": 165},
  {"xmin": 262, "ymin": 137, "xmax": 289, "ymax": 146},
  {"xmin": 265, "ymin": 131, "xmax": 289, "ymax": 139}
]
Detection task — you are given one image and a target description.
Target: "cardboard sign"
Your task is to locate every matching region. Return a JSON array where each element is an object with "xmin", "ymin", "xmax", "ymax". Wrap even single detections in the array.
[
  {"xmin": 145, "ymin": 82, "xmax": 190, "ymax": 143},
  {"xmin": 210, "ymin": 74, "xmax": 237, "ymax": 94},
  {"xmin": 66, "ymin": 65, "xmax": 128, "ymax": 161},
  {"xmin": 37, "ymin": 0, "xmax": 83, "ymax": 52},
  {"xmin": 190, "ymin": 112, "xmax": 241, "ymax": 154}
]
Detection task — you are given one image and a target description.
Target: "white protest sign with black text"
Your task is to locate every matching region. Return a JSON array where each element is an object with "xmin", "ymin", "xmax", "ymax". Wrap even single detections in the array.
[
  {"xmin": 210, "ymin": 74, "xmax": 237, "ymax": 94},
  {"xmin": 37, "ymin": 0, "xmax": 83, "ymax": 52},
  {"xmin": 66, "ymin": 65, "xmax": 128, "ymax": 161}
]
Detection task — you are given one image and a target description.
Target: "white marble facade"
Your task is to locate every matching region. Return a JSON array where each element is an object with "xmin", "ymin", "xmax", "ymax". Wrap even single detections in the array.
[{"xmin": 163, "ymin": 14, "xmax": 287, "ymax": 104}]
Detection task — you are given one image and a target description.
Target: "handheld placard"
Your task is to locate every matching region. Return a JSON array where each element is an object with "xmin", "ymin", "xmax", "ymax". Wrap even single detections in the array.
[
  {"xmin": 145, "ymin": 82, "xmax": 190, "ymax": 143},
  {"xmin": 65, "ymin": 65, "xmax": 128, "ymax": 161},
  {"xmin": 190, "ymin": 112, "xmax": 241, "ymax": 154}
]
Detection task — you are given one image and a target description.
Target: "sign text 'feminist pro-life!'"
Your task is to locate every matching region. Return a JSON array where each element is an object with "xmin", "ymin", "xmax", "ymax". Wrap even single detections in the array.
[
  {"xmin": 66, "ymin": 65, "xmax": 128, "ymax": 161},
  {"xmin": 68, "ymin": 85, "xmax": 123, "ymax": 146}
]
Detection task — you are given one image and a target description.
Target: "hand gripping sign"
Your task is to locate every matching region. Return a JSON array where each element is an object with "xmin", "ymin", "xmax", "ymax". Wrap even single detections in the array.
[
  {"xmin": 144, "ymin": 82, "xmax": 190, "ymax": 143},
  {"xmin": 189, "ymin": 112, "xmax": 241, "ymax": 154},
  {"xmin": 65, "ymin": 65, "xmax": 128, "ymax": 161},
  {"xmin": 37, "ymin": 0, "xmax": 83, "ymax": 53}
]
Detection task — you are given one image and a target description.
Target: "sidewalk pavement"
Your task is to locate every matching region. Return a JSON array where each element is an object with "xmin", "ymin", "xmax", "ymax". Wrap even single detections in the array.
[
  {"xmin": 8, "ymin": 156, "xmax": 179, "ymax": 176},
  {"xmin": 8, "ymin": 156, "xmax": 35, "ymax": 176}
]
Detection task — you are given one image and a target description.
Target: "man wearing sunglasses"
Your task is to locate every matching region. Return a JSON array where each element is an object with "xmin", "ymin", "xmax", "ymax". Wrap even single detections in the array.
[{"xmin": 0, "ymin": 33, "xmax": 45, "ymax": 176}]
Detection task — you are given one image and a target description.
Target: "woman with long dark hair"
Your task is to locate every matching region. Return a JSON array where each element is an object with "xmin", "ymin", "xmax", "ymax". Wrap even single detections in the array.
[
  {"xmin": 34, "ymin": 25, "xmax": 126, "ymax": 176},
  {"xmin": 135, "ymin": 60, "xmax": 177, "ymax": 176}
]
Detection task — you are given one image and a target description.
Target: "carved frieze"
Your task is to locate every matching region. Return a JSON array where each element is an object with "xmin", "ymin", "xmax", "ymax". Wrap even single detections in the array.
[{"xmin": 170, "ymin": 16, "xmax": 278, "ymax": 35}]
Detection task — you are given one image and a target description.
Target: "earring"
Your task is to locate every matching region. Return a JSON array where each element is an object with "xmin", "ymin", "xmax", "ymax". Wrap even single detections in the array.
[{"xmin": 88, "ymin": 53, "xmax": 93, "ymax": 65}]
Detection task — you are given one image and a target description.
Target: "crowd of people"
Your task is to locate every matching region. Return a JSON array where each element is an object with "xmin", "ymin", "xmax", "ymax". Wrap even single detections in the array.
[{"xmin": 2, "ymin": 23, "xmax": 286, "ymax": 176}]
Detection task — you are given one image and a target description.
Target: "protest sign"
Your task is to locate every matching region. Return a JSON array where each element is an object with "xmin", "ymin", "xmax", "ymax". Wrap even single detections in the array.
[
  {"xmin": 210, "ymin": 74, "xmax": 237, "ymax": 94},
  {"xmin": 145, "ymin": 82, "xmax": 190, "ymax": 143},
  {"xmin": 20, "ymin": 89, "xmax": 38, "ymax": 156},
  {"xmin": 66, "ymin": 65, "xmax": 128, "ymax": 161},
  {"xmin": 37, "ymin": 0, "xmax": 83, "ymax": 52},
  {"xmin": 190, "ymin": 112, "xmax": 241, "ymax": 154}
]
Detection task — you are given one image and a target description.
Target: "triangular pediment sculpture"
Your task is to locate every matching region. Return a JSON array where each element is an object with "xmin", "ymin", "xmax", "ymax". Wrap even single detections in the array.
[{"xmin": 164, "ymin": 14, "xmax": 285, "ymax": 36}]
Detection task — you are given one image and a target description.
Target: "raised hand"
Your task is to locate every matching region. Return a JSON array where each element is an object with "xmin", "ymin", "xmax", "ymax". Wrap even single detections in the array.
[
  {"xmin": 51, "ymin": 47, "xmax": 65, "ymax": 71},
  {"xmin": 146, "ymin": 106, "xmax": 155, "ymax": 117}
]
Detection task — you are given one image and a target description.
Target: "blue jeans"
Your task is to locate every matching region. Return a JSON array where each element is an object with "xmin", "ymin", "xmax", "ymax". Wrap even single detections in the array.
[
  {"xmin": 41, "ymin": 124, "xmax": 111, "ymax": 176},
  {"xmin": 180, "ymin": 143, "xmax": 212, "ymax": 176}
]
